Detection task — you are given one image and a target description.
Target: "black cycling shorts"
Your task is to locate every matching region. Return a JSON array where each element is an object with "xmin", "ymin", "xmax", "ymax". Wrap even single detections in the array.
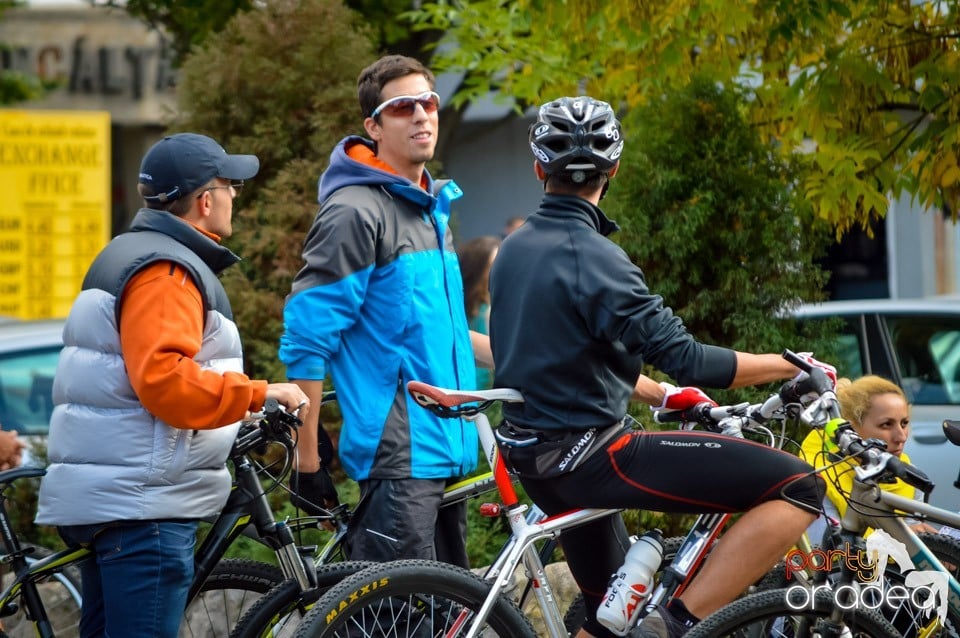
[{"xmin": 517, "ymin": 429, "xmax": 823, "ymax": 638}]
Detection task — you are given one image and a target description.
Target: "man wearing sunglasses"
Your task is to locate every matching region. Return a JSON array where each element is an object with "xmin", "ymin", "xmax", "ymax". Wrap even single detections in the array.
[
  {"xmin": 36, "ymin": 133, "xmax": 309, "ymax": 637},
  {"xmin": 281, "ymin": 55, "xmax": 491, "ymax": 567}
]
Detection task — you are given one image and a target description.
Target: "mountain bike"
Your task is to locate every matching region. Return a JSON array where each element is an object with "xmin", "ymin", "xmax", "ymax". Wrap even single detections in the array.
[
  {"xmin": 285, "ymin": 358, "xmax": 832, "ymax": 638},
  {"xmin": 686, "ymin": 351, "xmax": 960, "ymax": 638},
  {"xmin": 0, "ymin": 397, "xmax": 369, "ymax": 638},
  {"xmin": 229, "ymin": 411, "xmax": 533, "ymax": 638}
]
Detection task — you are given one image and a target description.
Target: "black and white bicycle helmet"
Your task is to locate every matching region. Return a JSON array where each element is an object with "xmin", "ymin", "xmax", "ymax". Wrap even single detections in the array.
[{"xmin": 529, "ymin": 96, "xmax": 623, "ymax": 176}]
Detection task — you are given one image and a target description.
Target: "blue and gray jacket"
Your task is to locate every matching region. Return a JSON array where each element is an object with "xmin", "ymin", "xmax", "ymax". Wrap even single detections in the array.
[{"xmin": 280, "ymin": 136, "xmax": 478, "ymax": 481}]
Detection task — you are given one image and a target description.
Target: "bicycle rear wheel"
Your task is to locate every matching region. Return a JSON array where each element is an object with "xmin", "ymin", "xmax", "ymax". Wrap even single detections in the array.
[
  {"xmin": 230, "ymin": 561, "xmax": 374, "ymax": 638},
  {"xmin": 181, "ymin": 559, "xmax": 284, "ymax": 637},
  {"xmin": 683, "ymin": 587, "xmax": 901, "ymax": 638},
  {"xmin": 292, "ymin": 559, "xmax": 536, "ymax": 638},
  {"xmin": 0, "ymin": 546, "xmax": 83, "ymax": 637}
]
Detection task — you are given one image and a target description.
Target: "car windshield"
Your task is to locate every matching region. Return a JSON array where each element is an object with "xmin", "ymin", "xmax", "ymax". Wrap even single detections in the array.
[
  {"xmin": 0, "ymin": 347, "xmax": 60, "ymax": 435},
  {"xmin": 887, "ymin": 316, "xmax": 960, "ymax": 406}
]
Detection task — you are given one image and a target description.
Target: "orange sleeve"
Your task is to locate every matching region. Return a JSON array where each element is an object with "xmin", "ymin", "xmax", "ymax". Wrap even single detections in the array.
[{"xmin": 119, "ymin": 262, "xmax": 268, "ymax": 429}]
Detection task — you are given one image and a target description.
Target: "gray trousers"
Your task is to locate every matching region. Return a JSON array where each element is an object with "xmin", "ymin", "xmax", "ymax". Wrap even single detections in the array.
[{"xmin": 345, "ymin": 477, "xmax": 469, "ymax": 568}]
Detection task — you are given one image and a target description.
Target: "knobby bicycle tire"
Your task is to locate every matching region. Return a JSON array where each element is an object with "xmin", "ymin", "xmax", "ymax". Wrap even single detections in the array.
[
  {"xmin": 0, "ymin": 546, "xmax": 84, "ymax": 638},
  {"xmin": 229, "ymin": 561, "xmax": 375, "ymax": 638},
  {"xmin": 562, "ymin": 535, "xmax": 685, "ymax": 634},
  {"xmin": 683, "ymin": 586, "xmax": 902, "ymax": 638},
  {"xmin": 181, "ymin": 558, "xmax": 284, "ymax": 638},
  {"xmin": 890, "ymin": 532, "xmax": 960, "ymax": 638},
  {"xmin": 756, "ymin": 531, "xmax": 960, "ymax": 638},
  {"xmin": 291, "ymin": 559, "xmax": 537, "ymax": 638}
]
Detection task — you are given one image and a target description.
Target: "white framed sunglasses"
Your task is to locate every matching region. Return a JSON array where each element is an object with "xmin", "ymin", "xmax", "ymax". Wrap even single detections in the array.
[{"xmin": 371, "ymin": 91, "xmax": 441, "ymax": 119}]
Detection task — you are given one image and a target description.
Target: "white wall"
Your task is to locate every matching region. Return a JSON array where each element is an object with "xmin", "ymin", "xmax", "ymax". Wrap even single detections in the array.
[{"xmin": 888, "ymin": 192, "xmax": 960, "ymax": 297}]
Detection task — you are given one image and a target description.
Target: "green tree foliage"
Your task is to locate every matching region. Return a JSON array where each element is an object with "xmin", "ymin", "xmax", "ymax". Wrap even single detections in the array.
[
  {"xmin": 343, "ymin": 0, "xmax": 441, "ymax": 57},
  {"xmin": 608, "ymin": 76, "xmax": 836, "ymax": 406},
  {"xmin": 0, "ymin": 65, "xmax": 46, "ymax": 104},
  {"xmin": 408, "ymin": 0, "xmax": 960, "ymax": 234},
  {"xmin": 0, "ymin": 0, "xmax": 51, "ymax": 104},
  {"xmin": 100, "ymin": 0, "xmax": 255, "ymax": 64},
  {"xmin": 172, "ymin": 0, "xmax": 376, "ymax": 381},
  {"xmin": 107, "ymin": 0, "xmax": 439, "ymax": 66}
]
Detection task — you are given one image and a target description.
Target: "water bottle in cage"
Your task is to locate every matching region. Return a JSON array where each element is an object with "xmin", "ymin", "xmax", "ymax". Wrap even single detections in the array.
[{"xmin": 596, "ymin": 528, "xmax": 664, "ymax": 635}]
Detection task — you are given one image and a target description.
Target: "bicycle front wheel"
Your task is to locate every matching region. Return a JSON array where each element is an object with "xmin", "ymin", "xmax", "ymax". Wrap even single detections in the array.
[
  {"xmin": 684, "ymin": 587, "xmax": 901, "ymax": 638},
  {"xmin": 0, "ymin": 546, "xmax": 83, "ymax": 637},
  {"xmin": 181, "ymin": 559, "xmax": 284, "ymax": 637},
  {"xmin": 292, "ymin": 559, "xmax": 536, "ymax": 638},
  {"xmin": 230, "ymin": 561, "xmax": 374, "ymax": 638}
]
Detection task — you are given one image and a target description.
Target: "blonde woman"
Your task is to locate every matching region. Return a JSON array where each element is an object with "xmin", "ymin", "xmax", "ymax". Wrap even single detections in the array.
[{"xmin": 801, "ymin": 374, "xmax": 938, "ymax": 542}]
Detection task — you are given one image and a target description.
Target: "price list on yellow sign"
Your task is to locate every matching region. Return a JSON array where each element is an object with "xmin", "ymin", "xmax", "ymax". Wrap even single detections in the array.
[{"xmin": 0, "ymin": 110, "xmax": 110, "ymax": 319}]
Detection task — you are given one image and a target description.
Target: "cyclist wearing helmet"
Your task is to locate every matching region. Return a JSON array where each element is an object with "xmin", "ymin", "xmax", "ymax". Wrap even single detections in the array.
[{"xmin": 489, "ymin": 96, "xmax": 828, "ymax": 638}]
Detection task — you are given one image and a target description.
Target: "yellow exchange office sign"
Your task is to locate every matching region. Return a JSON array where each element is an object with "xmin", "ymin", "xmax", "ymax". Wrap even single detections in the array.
[{"xmin": 0, "ymin": 110, "xmax": 110, "ymax": 319}]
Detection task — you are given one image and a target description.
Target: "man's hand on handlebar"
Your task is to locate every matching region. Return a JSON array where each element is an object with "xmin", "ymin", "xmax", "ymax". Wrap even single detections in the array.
[
  {"xmin": 266, "ymin": 383, "xmax": 310, "ymax": 415},
  {"xmin": 791, "ymin": 352, "xmax": 838, "ymax": 390},
  {"xmin": 656, "ymin": 382, "xmax": 718, "ymax": 412}
]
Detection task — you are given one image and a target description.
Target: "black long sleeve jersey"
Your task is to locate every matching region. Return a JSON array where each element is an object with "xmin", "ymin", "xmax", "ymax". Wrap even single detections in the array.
[{"xmin": 489, "ymin": 193, "xmax": 738, "ymax": 432}]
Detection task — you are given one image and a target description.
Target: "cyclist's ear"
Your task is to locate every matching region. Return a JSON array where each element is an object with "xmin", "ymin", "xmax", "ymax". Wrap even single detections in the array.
[{"xmin": 534, "ymin": 160, "xmax": 547, "ymax": 181}]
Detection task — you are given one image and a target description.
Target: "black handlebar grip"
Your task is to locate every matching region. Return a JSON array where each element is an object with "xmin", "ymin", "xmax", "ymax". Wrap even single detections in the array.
[
  {"xmin": 782, "ymin": 349, "xmax": 810, "ymax": 371},
  {"xmin": 779, "ymin": 349, "xmax": 833, "ymax": 401},
  {"xmin": 654, "ymin": 402, "xmax": 714, "ymax": 424},
  {"xmin": 777, "ymin": 372, "xmax": 823, "ymax": 404},
  {"xmin": 887, "ymin": 456, "xmax": 936, "ymax": 495}
]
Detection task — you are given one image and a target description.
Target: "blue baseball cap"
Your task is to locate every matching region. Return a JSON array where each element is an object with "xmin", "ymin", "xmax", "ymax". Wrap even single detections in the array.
[{"xmin": 138, "ymin": 133, "xmax": 260, "ymax": 204}]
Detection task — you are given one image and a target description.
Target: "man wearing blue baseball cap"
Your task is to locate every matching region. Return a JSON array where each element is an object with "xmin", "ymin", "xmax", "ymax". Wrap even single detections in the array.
[{"xmin": 36, "ymin": 133, "xmax": 308, "ymax": 637}]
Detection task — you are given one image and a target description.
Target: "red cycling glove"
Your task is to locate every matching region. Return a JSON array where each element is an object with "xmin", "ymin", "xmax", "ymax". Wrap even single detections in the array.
[{"xmin": 657, "ymin": 382, "xmax": 718, "ymax": 411}]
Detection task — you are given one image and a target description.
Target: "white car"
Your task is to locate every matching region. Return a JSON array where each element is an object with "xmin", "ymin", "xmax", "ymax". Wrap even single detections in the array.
[{"xmin": 793, "ymin": 298, "xmax": 960, "ymax": 510}]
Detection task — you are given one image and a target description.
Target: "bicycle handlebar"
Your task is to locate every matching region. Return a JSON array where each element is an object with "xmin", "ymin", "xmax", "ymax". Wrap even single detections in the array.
[
  {"xmin": 653, "ymin": 402, "xmax": 742, "ymax": 425},
  {"xmin": 782, "ymin": 348, "xmax": 937, "ymax": 496},
  {"xmin": 653, "ymin": 400, "xmax": 787, "ymax": 441},
  {"xmin": 233, "ymin": 398, "xmax": 303, "ymax": 457},
  {"xmin": 829, "ymin": 419, "xmax": 936, "ymax": 495},
  {"xmin": 653, "ymin": 359, "xmax": 822, "ymax": 435}
]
